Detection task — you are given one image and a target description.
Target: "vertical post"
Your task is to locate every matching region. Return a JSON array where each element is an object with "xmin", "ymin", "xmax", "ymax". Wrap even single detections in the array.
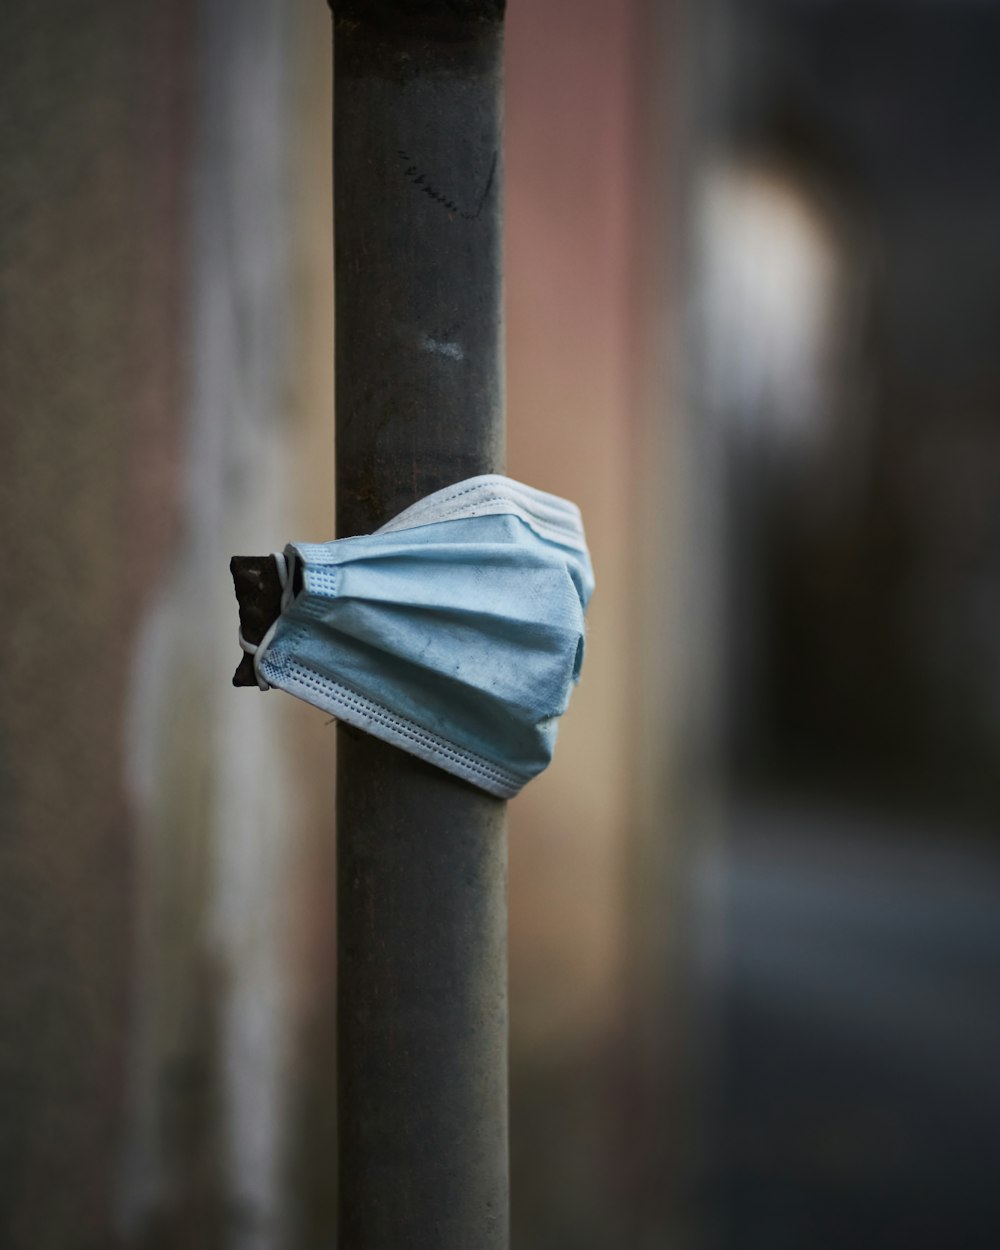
[{"xmin": 331, "ymin": 4, "xmax": 509, "ymax": 1249}]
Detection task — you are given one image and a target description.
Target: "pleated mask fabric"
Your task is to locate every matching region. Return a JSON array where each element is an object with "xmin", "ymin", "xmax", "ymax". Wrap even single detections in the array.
[{"xmin": 241, "ymin": 475, "xmax": 594, "ymax": 797}]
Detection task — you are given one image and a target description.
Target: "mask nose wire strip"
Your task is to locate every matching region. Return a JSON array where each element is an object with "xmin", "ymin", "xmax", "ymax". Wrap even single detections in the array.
[{"xmin": 238, "ymin": 550, "xmax": 295, "ymax": 691}]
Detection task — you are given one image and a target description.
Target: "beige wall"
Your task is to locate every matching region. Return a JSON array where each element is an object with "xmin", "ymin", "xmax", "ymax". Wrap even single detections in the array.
[{"xmin": 0, "ymin": 3, "xmax": 654, "ymax": 1247}]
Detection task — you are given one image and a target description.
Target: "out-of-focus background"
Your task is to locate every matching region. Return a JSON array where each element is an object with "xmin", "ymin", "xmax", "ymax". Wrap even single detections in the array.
[{"xmin": 2, "ymin": 1, "xmax": 1000, "ymax": 1248}]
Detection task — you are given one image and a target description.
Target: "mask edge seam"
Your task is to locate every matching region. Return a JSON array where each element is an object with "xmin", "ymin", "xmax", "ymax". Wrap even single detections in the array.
[{"xmin": 274, "ymin": 655, "xmax": 524, "ymax": 793}]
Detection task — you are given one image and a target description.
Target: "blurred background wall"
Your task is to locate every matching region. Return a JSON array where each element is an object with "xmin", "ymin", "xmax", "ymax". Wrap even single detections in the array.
[
  {"xmin": 2, "ymin": 2, "xmax": 1000, "ymax": 1250},
  {"xmin": 0, "ymin": 2, "xmax": 644, "ymax": 1247},
  {"xmin": 2, "ymin": 4, "xmax": 340, "ymax": 1246}
]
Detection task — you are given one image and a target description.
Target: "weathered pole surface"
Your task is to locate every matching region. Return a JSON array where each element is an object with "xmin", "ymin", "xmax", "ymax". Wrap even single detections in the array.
[{"xmin": 331, "ymin": 3, "xmax": 509, "ymax": 1249}]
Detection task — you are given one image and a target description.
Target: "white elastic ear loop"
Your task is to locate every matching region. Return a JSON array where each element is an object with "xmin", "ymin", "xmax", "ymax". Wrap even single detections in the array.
[{"xmin": 238, "ymin": 550, "xmax": 295, "ymax": 691}]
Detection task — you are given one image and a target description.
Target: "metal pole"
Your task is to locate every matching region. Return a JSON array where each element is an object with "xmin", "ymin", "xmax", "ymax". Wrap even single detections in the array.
[{"xmin": 331, "ymin": 4, "xmax": 509, "ymax": 1248}]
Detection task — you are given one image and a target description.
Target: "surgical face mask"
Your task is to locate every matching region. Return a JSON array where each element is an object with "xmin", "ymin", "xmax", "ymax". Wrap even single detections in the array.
[{"xmin": 240, "ymin": 476, "xmax": 593, "ymax": 797}]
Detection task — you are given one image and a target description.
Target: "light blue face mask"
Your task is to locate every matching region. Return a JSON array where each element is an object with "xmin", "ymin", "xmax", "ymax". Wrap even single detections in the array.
[{"xmin": 239, "ymin": 476, "xmax": 594, "ymax": 797}]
